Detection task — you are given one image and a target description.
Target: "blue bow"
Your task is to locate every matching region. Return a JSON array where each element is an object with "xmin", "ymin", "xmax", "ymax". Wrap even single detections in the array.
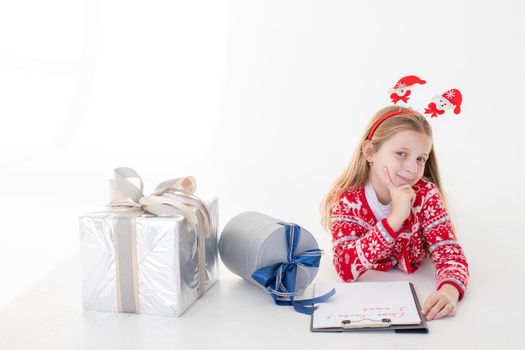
[{"xmin": 251, "ymin": 222, "xmax": 336, "ymax": 315}]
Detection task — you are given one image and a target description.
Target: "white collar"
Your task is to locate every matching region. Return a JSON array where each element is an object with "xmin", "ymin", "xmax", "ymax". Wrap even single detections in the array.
[{"xmin": 364, "ymin": 181, "xmax": 392, "ymax": 220}]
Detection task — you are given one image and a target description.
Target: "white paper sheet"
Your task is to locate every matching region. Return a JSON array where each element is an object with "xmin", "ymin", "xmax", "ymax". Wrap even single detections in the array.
[{"xmin": 312, "ymin": 282, "xmax": 421, "ymax": 329}]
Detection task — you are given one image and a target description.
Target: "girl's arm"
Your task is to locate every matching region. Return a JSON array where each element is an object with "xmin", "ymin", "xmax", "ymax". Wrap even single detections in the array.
[
  {"xmin": 420, "ymin": 183, "xmax": 470, "ymax": 300},
  {"xmin": 331, "ymin": 193, "xmax": 401, "ymax": 282}
]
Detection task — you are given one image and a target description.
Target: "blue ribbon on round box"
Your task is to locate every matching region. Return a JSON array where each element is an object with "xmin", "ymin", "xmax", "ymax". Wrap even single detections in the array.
[{"xmin": 220, "ymin": 212, "xmax": 335, "ymax": 315}]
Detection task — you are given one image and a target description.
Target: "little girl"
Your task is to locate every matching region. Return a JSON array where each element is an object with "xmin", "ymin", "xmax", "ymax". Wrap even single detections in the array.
[{"xmin": 321, "ymin": 106, "xmax": 469, "ymax": 321}]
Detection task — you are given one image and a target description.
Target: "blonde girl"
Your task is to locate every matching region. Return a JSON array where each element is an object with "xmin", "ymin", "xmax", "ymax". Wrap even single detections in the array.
[{"xmin": 321, "ymin": 106, "xmax": 469, "ymax": 321}]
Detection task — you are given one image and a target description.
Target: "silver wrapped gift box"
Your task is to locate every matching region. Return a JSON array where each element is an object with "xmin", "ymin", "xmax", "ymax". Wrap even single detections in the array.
[{"xmin": 79, "ymin": 168, "xmax": 219, "ymax": 317}]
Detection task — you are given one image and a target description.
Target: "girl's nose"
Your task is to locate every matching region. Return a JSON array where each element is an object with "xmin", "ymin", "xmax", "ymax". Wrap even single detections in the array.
[{"xmin": 405, "ymin": 159, "xmax": 418, "ymax": 173}]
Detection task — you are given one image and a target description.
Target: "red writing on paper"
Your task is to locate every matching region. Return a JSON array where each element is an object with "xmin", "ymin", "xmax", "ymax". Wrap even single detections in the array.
[{"xmin": 324, "ymin": 306, "xmax": 409, "ymax": 320}]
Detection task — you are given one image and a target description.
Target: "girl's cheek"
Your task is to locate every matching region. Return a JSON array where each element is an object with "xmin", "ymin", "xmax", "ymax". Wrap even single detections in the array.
[{"xmin": 392, "ymin": 159, "xmax": 404, "ymax": 170}]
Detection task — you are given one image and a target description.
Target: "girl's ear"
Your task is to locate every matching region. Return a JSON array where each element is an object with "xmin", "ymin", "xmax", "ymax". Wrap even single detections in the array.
[{"xmin": 361, "ymin": 141, "xmax": 375, "ymax": 162}]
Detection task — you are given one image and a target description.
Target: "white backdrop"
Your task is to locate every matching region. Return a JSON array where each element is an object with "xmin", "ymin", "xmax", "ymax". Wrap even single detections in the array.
[{"xmin": 1, "ymin": 0, "xmax": 524, "ymax": 337}]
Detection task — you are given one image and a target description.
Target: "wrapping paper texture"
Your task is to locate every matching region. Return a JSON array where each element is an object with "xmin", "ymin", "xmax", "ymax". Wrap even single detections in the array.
[{"xmin": 79, "ymin": 196, "xmax": 218, "ymax": 317}]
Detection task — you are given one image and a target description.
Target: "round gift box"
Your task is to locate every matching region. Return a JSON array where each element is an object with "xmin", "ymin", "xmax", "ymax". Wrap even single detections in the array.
[{"xmin": 219, "ymin": 211, "xmax": 319, "ymax": 293}]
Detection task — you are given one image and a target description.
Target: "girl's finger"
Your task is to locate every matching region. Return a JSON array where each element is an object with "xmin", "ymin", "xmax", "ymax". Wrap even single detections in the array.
[
  {"xmin": 426, "ymin": 298, "xmax": 447, "ymax": 321},
  {"xmin": 449, "ymin": 304, "xmax": 457, "ymax": 316},
  {"xmin": 434, "ymin": 303, "xmax": 453, "ymax": 320},
  {"xmin": 383, "ymin": 167, "xmax": 394, "ymax": 188},
  {"xmin": 421, "ymin": 293, "xmax": 439, "ymax": 314}
]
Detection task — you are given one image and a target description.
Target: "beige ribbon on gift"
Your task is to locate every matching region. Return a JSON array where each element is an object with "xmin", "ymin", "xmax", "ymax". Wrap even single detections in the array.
[{"xmin": 108, "ymin": 167, "xmax": 211, "ymax": 314}]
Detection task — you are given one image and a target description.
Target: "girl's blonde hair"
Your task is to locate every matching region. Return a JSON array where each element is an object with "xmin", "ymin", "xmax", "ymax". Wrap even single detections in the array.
[{"xmin": 320, "ymin": 105, "xmax": 449, "ymax": 233}]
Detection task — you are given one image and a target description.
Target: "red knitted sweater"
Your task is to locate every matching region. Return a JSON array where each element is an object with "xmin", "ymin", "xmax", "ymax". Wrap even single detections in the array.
[{"xmin": 331, "ymin": 178, "xmax": 469, "ymax": 300}]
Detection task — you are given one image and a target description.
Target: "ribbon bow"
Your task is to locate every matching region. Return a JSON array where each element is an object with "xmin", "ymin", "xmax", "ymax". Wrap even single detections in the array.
[
  {"xmin": 108, "ymin": 167, "xmax": 211, "ymax": 237},
  {"xmin": 251, "ymin": 223, "xmax": 336, "ymax": 315}
]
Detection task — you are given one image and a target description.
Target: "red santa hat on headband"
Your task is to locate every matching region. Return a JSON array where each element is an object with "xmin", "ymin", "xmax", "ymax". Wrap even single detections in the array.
[
  {"xmin": 425, "ymin": 89, "xmax": 463, "ymax": 117},
  {"xmin": 390, "ymin": 75, "xmax": 426, "ymax": 104},
  {"xmin": 442, "ymin": 89, "xmax": 462, "ymax": 114},
  {"xmin": 424, "ymin": 88, "xmax": 463, "ymax": 117}
]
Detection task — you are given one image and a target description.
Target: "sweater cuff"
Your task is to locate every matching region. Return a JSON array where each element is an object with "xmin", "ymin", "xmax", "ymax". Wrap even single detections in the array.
[
  {"xmin": 438, "ymin": 280, "xmax": 465, "ymax": 301},
  {"xmin": 378, "ymin": 218, "xmax": 400, "ymax": 243}
]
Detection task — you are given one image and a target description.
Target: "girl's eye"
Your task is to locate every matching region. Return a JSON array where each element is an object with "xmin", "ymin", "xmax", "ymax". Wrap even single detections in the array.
[
  {"xmin": 418, "ymin": 157, "xmax": 427, "ymax": 163},
  {"xmin": 396, "ymin": 152, "xmax": 406, "ymax": 157}
]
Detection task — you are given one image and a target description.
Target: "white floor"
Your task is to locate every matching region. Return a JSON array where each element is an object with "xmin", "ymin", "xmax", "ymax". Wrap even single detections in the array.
[{"xmin": 0, "ymin": 244, "xmax": 521, "ymax": 350}]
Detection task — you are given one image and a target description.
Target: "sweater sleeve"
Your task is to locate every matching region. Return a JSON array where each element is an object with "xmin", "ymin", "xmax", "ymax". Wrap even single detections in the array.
[
  {"xmin": 331, "ymin": 192, "xmax": 400, "ymax": 282},
  {"xmin": 420, "ymin": 183, "xmax": 470, "ymax": 300}
]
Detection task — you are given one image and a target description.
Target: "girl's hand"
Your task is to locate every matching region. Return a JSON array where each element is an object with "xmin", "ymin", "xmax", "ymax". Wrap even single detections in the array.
[
  {"xmin": 384, "ymin": 167, "xmax": 416, "ymax": 231},
  {"xmin": 421, "ymin": 284, "xmax": 459, "ymax": 321}
]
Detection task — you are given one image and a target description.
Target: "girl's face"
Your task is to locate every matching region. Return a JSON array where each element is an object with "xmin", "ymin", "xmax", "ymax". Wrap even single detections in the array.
[{"xmin": 365, "ymin": 130, "xmax": 433, "ymax": 187}]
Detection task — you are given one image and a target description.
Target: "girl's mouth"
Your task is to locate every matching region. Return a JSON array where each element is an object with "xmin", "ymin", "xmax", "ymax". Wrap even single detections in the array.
[{"xmin": 398, "ymin": 175, "xmax": 413, "ymax": 183}]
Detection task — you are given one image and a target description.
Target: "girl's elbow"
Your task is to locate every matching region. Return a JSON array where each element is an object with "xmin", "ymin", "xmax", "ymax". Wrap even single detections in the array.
[{"xmin": 333, "ymin": 253, "xmax": 366, "ymax": 282}]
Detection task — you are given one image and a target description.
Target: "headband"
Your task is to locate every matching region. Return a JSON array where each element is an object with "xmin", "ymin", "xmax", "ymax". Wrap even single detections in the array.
[
  {"xmin": 366, "ymin": 75, "xmax": 463, "ymax": 139},
  {"xmin": 367, "ymin": 109, "xmax": 416, "ymax": 140}
]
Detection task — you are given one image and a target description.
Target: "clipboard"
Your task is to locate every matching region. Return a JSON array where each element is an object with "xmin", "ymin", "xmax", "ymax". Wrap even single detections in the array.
[{"xmin": 310, "ymin": 282, "xmax": 428, "ymax": 333}]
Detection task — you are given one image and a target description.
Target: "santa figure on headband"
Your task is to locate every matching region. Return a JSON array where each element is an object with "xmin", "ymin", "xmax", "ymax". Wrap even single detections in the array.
[
  {"xmin": 390, "ymin": 75, "xmax": 427, "ymax": 104},
  {"xmin": 424, "ymin": 89, "xmax": 463, "ymax": 118}
]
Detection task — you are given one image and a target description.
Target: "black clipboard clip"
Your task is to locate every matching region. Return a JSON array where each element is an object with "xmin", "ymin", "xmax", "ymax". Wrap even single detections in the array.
[{"xmin": 341, "ymin": 318, "xmax": 392, "ymax": 329}]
